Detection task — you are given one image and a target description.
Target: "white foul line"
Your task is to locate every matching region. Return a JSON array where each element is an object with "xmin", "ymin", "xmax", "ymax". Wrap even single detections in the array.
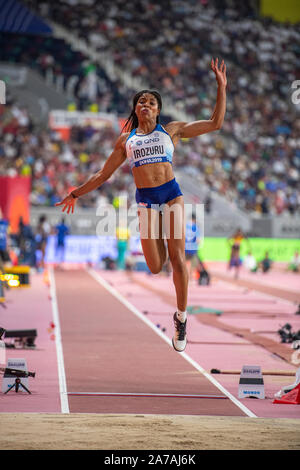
[
  {"xmin": 48, "ymin": 266, "xmax": 69, "ymax": 414},
  {"xmin": 88, "ymin": 268, "xmax": 257, "ymax": 418},
  {"xmin": 67, "ymin": 392, "xmax": 228, "ymax": 399}
]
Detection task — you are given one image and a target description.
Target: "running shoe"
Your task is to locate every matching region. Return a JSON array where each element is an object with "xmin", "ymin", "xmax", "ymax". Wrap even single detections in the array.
[{"xmin": 172, "ymin": 312, "xmax": 187, "ymax": 352}]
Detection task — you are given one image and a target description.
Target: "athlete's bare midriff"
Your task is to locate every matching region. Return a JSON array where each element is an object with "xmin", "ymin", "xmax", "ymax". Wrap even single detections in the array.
[{"xmin": 132, "ymin": 161, "xmax": 175, "ymax": 188}]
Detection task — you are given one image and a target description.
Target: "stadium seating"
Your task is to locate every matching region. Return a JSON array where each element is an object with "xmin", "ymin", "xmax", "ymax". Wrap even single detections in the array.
[{"xmin": 0, "ymin": 0, "xmax": 299, "ymax": 216}]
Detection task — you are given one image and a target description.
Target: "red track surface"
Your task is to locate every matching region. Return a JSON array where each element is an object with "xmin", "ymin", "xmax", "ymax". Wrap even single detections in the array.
[
  {"xmin": 55, "ymin": 269, "xmax": 245, "ymax": 416},
  {"xmin": 0, "ymin": 273, "xmax": 60, "ymax": 413},
  {"xmin": 1, "ymin": 264, "xmax": 299, "ymax": 419}
]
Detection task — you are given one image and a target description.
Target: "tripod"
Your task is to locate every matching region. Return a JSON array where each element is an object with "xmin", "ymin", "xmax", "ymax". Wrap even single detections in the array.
[{"xmin": 4, "ymin": 377, "xmax": 31, "ymax": 394}]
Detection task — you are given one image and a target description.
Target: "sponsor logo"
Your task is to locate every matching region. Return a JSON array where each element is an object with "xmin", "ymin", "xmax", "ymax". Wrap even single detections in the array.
[{"xmin": 144, "ymin": 137, "xmax": 159, "ymax": 144}]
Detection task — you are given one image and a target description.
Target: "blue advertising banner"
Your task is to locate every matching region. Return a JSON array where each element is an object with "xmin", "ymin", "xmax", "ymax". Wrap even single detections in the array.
[{"xmin": 45, "ymin": 235, "xmax": 142, "ymax": 263}]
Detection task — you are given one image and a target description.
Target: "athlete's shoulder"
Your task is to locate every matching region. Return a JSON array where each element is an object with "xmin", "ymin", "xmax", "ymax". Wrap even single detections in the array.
[
  {"xmin": 117, "ymin": 132, "xmax": 131, "ymax": 147},
  {"xmin": 120, "ymin": 131, "xmax": 131, "ymax": 139},
  {"xmin": 163, "ymin": 121, "xmax": 184, "ymax": 146},
  {"xmin": 164, "ymin": 121, "xmax": 185, "ymax": 137},
  {"xmin": 124, "ymin": 128, "xmax": 137, "ymax": 142}
]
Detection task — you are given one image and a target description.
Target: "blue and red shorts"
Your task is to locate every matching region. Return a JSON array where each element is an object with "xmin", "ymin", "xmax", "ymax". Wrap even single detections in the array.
[{"xmin": 135, "ymin": 178, "xmax": 183, "ymax": 211}]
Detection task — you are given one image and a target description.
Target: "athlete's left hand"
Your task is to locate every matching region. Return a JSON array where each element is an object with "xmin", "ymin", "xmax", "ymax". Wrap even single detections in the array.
[
  {"xmin": 55, "ymin": 194, "xmax": 77, "ymax": 214},
  {"xmin": 211, "ymin": 58, "xmax": 227, "ymax": 88}
]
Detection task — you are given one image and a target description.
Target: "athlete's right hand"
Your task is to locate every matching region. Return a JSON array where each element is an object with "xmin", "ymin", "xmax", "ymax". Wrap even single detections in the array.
[
  {"xmin": 55, "ymin": 194, "xmax": 77, "ymax": 214},
  {"xmin": 211, "ymin": 57, "xmax": 227, "ymax": 88}
]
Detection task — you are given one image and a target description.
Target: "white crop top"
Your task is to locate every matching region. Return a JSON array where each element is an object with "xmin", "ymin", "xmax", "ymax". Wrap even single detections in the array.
[{"xmin": 125, "ymin": 123, "xmax": 174, "ymax": 170}]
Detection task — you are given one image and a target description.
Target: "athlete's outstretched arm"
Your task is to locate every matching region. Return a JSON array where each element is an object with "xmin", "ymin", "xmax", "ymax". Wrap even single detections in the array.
[
  {"xmin": 55, "ymin": 134, "xmax": 127, "ymax": 214},
  {"xmin": 167, "ymin": 58, "xmax": 227, "ymax": 139}
]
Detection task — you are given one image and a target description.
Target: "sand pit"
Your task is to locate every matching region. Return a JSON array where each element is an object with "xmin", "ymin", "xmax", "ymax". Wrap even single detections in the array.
[{"xmin": 0, "ymin": 413, "xmax": 299, "ymax": 450}]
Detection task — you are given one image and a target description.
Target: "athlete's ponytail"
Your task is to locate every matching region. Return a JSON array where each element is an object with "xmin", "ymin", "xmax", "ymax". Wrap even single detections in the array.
[{"xmin": 122, "ymin": 89, "xmax": 162, "ymax": 134}]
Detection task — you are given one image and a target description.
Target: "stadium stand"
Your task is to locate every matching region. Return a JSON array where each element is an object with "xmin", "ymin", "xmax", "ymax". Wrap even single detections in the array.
[{"xmin": 0, "ymin": 0, "xmax": 299, "ymax": 217}]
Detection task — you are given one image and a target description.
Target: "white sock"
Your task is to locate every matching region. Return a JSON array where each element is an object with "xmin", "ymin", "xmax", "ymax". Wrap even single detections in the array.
[{"xmin": 176, "ymin": 309, "xmax": 187, "ymax": 322}]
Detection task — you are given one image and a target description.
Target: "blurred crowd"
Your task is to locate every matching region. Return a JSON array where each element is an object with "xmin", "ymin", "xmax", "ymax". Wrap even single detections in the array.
[
  {"xmin": 0, "ymin": 199, "xmax": 70, "ymax": 270},
  {"xmin": 0, "ymin": 96, "xmax": 135, "ymax": 209},
  {"xmin": 0, "ymin": 0, "xmax": 299, "ymax": 215}
]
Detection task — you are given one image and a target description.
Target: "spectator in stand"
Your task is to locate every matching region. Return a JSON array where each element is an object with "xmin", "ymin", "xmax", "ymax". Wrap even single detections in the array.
[
  {"xmin": 287, "ymin": 251, "xmax": 300, "ymax": 273},
  {"xmin": 35, "ymin": 215, "xmax": 51, "ymax": 270},
  {"xmin": 227, "ymin": 228, "xmax": 250, "ymax": 279},
  {"xmin": 259, "ymin": 251, "xmax": 273, "ymax": 273},
  {"xmin": 55, "ymin": 217, "xmax": 70, "ymax": 265},
  {"xmin": 0, "ymin": 207, "xmax": 10, "ymax": 273},
  {"xmin": 204, "ymin": 192, "xmax": 212, "ymax": 214},
  {"xmin": 185, "ymin": 213, "xmax": 201, "ymax": 282},
  {"xmin": 1, "ymin": 0, "xmax": 299, "ymax": 216},
  {"xmin": 17, "ymin": 217, "xmax": 36, "ymax": 267},
  {"xmin": 243, "ymin": 251, "xmax": 257, "ymax": 272}
]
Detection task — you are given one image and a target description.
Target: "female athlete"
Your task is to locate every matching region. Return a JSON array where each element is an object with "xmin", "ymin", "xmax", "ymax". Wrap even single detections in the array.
[{"xmin": 56, "ymin": 58, "xmax": 227, "ymax": 352}]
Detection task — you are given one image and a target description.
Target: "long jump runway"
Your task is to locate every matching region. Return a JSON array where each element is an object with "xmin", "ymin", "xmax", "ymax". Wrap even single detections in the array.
[{"xmin": 53, "ymin": 268, "xmax": 249, "ymax": 417}]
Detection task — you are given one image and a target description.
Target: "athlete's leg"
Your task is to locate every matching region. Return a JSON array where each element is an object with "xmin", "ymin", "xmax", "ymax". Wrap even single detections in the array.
[
  {"xmin": 163, "ymin": 196, "xmax": 188, "ymax": 352},
  {"xmin": 138, "ymin": 207, "xmax": 167, "ymax": 274},
  {"xmin": 164, "ymin": 196, "xmax": 188, "ymax": 312},
  {"xmin": 186, "ymin": 257, "xmax": 194, "ymax": 282}
]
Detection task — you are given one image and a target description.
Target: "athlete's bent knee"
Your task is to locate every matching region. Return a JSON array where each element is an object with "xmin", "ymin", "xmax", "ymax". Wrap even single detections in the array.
[{"xmin": 147, "ymin": 261, "xmax": 163, "ymax": 274}]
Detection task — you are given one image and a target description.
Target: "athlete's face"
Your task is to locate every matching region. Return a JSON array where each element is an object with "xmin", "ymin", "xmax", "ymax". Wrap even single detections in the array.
[{"xmin": 135, "ymin": 93, "xmax": 160, "ymax": 122}]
